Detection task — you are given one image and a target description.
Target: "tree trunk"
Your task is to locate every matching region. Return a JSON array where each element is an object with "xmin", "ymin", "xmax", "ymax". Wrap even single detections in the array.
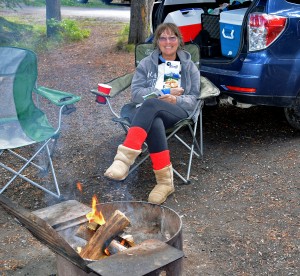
[
  {"xmin": 128, "ymin": 0, "xmax": 154, "ymax": 44},
  {"xmin": 46, "ymin": 0, "xmax": 61, "ymax": 37}
]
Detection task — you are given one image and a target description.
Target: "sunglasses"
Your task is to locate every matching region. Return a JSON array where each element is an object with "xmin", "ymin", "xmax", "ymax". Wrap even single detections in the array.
[{"xmin": 158, "ymin": 36, "xmax": 178, "ymax": 42}]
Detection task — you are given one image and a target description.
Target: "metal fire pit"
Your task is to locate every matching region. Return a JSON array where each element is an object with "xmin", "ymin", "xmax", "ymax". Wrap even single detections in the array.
[
  {"xmin": 54, "ymin": 201, "xmax": 184, "ymax": 276},
  {"xmin": 0, "ymin": 197, "xmax": 184, "ymax": 276}
]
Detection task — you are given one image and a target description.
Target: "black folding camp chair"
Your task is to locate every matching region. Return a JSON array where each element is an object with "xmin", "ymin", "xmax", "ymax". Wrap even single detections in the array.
[
  {"xmin": 0, "ymin": 47, "xmax": 81, "ymax": 199},
  {"xmin": 91, "ymin": 43, "xmax": 219, "ymax": 184}
]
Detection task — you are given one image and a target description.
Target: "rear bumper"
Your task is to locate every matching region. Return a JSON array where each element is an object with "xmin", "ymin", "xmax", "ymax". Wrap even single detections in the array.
[{"xmin": 200, "ymin": 52, "xmax": 300, "ymax": 107}]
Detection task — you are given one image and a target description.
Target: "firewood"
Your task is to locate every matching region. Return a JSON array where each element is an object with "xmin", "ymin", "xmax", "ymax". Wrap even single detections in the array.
[
  {"xmin": 106, "ymin": 239, "xmax": 127, "ymax": 255},
  {"xmin": 118, "ymin": 233, "xmax": 135, "ymax": 247},
  {"xmin": 79, "ymin": 210, "xmax": 130, "ymax": 260},
  {"xmin": 87, "ymin": 222, "xmax": 99, "ymax": 231},
  {"xmin": 75, "ymin": 223, "xmax": 95, "ymax": 241},
  {"xmin": 0, "ymin": 195, "xmax": 86, "ymax": 269}
]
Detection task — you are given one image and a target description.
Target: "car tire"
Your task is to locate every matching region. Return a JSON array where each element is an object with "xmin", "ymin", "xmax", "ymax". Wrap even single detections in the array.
[{"xmin": 284, "ymin": 96, "xmax": 300, "ymax": 130}]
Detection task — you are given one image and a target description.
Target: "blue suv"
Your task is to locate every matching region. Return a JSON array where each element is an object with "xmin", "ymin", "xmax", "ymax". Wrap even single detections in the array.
[{"xmin": 151, "ymin": 0, "xmax": 300, "ymax": 129}]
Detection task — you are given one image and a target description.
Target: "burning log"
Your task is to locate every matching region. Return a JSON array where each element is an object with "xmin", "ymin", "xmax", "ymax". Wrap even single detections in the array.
[
  {"xmin": 75, "ymin": 221, "xmax": 101, "ymax": 241},
  {"xmin": 75, "ymin": 224, "xmax": 95, "ymax": 241},
  {"xmin": 119, "ymin": 234, "xmax": 135, "ymax": 247},
  {"xmin": 106, "ymin": 239, "xmax": 127, "ymax": 255},
  {"xmin": 79, "ymin": 210, "xmax": 130, "ymax": 260},
  {"xmin": 87, "ymin": 221, "xmax": 99, "ymax": 231}
]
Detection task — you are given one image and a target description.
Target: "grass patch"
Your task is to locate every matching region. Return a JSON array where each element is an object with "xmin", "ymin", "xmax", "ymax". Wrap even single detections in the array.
[
  {"xmin": 116, "ymin": 24, "xmax": 134, "ymax": 52},
  {"xmin": 0, "ymin": 16, "xmax": 91, "ymax": 52},
  {"xmin": 0, "ymin": 1, "xmax": 130, "ymax": 53},
  {"xmin": 25, "ymin": 0, "xmax": 109, "ymax": 8}
]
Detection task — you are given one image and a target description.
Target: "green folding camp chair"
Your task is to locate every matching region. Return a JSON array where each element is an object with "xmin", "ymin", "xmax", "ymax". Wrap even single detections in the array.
[
  {"xmin": 0, "ymin": 47, "xmax": 81, "ymax": 199},
  {"xmin": 91, "ymin": 43, "xmax": 219, "ymax": 184}
]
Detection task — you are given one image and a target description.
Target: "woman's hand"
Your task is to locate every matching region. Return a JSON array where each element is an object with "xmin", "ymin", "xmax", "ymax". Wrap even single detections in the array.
[
  {"xmin": 159, "ymin": 94, "xmax": 177, "ymax": 104},
  {"xmin": 159, "ymin": 87, "xmax": 184, "ymax": 104},
  {"xmin": 170, "ymin": 87, "xmax": 184, "ymax": 96}
]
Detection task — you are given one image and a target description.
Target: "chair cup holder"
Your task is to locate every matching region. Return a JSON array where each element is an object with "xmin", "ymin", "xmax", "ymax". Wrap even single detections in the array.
[{"xmin": 62, "ymin": 104, "xmax": 76, "ymax": 115}]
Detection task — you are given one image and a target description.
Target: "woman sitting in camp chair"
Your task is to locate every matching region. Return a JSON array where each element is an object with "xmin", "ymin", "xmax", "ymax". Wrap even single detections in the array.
[{"xmin": 105, "ymin": 23, "xmax": 200, "ymax": 204}]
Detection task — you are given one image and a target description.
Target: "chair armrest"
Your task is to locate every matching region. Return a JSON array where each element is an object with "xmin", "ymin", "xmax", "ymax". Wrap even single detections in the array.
[
  {"xmin": 200, "ymin": 76, "xmax": 220, "ymax": 99},
  {"xmin": 34, "ymin": 86, "xmax": 81, "ymax": 106},
  {"xmin": 90, "ymin": 72, "xmax": 134, "ymax": 98}
]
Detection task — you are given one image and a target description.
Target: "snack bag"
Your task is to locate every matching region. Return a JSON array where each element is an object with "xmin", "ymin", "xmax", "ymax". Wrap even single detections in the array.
[{"xmin": 163, "ymin": 61, "xmax": 181, "ymax": 89}]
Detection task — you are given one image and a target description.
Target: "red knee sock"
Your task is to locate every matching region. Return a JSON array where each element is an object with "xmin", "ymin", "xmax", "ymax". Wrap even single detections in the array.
[
  {"xmin": 150, "ymin": 150, "xmax": 171, "ymax": 170},
  {"xmin": 123, "ymin": 126, "xmax": 147, "ymax": 150}
]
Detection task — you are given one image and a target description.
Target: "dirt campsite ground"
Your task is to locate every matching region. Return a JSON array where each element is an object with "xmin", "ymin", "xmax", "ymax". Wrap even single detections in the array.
[{"xmin": 0, "ymin": 7, "xmax": 299, "ymax": 276}]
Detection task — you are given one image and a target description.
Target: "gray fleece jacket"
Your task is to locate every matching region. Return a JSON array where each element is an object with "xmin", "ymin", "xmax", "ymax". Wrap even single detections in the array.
[{"xmin": 131, "ymin": 49, "xmax": 200, "ymax": 119}]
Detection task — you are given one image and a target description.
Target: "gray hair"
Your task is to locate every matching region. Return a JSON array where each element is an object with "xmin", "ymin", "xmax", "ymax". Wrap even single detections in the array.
[{"xmin": 153, "ymin": 23, "xmax": 184, "ymax": 49}]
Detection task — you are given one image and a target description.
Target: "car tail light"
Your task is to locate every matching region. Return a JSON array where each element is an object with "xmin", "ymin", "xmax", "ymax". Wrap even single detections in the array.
[
  {"xmin": 248, "ymin": 13, "xmax": 287, "ymax": 51},
  {"xmin": 225, "ymin": 85, "xmax": 256, "ymax": 93}
]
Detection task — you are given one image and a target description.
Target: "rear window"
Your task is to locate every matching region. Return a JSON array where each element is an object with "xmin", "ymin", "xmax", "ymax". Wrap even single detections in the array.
[{"xmin": 286, "ymin": 0, "xmax": 300, "ymax": 3}]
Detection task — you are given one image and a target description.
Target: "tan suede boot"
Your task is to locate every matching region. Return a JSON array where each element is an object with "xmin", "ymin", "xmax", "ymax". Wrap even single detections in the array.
[
  {"xmin": 104, "ymin": 145, "xmax": 141, "ymax": 180},
  {"xmin": 148, "ymin": 164, "xmax": 175, "ymax": 205}
]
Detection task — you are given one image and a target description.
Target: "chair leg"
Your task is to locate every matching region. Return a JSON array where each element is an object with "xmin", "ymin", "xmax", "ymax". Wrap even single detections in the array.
[
  {"xmin": 199, "ymin": 109, "xmax": 203, "ymax": 156},
  {"xmin": 169, "ymin": 112, "xmax": 205, "ymax": 184},
  {"xmin": 128, "ymin": 152, "xmax": 150, "ymax": 175},
  {"xmin": 118, "ymin": 122, "xmax": 129, "ymax": 133},
  {"xmin": 1, "ymin": 143, "xmax": 49, "ymax": 190},
  {"xmin": 115, "ymin": 108, "xmax": 204, "ymax": 184},
  {"xmin": 41, "ymin": 137, "xmax": 58, "ymax": 174},
  {"xmin": 45, "ymin": 144, "xmax": 60, "ymax": 197},
  {"xmin": 173, "ymin": 167, "xmax": 190, "ymax": 184},
  {"xmin": 126, "ymin": 122, "xmax": 202, "ymax": 183},
  {"xmin": 186, "ymin": 121, "xmax": 199, "ymax": 183},
  {"xmin": 0, "ymin": 139, "xmax": 61, "ymax": 199},
  {"xmin": 7, "ymin": 149, "xmax": 44, "ymax": 171}
]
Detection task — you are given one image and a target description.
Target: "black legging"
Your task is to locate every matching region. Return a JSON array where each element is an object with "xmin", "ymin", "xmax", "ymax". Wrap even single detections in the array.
[{"xmin": 131, "ymin": 98, "xmax": 188, "ymax": 153}]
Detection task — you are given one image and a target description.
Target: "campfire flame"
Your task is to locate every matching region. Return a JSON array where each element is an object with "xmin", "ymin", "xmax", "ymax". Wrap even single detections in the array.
[
  {"xmin": 86, "ymin": 195, "xmax": 106, "ymax": 225},
  {"xmin": 120, "ymin": 239, "xmax": 126, "ymax": 246},
  {"xmin": 104, "ymin": 248, "xmax": 110, "ymax": 256},
  {"xmin": 77, "ymin": 182, "xmax": 83, "ymax": 193}
]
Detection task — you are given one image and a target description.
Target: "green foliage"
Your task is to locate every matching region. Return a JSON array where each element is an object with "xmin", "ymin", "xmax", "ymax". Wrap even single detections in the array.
[
  {"xmin": 0, "ymin": 0, "xmax": 23, "ymax": 9},
  {"xmin": 60, "ymin": 19, "xmax": 90, "ymax": 41},
  {"xmin": 0, "ymin": 1, "xmax": 129, "ymax": 53},
  {"xmin": 124, "ymin": 43, "xmax": 135, "ymax": 52},
  {"xmin": 0, "ymin": 17, "xmax": 35, "ymax": 45},
  {"xmin": 23, "ymin": 0, "xmax": 45, "ymax": 7},
  {"xmin": 120, "ymin": 24, "xmax": 130, "ymax": 37},
  {"xmin": 0, "ymin": 16, "xmax": 90, "ymax": 51},
  {"xmin": 25, "ymin": 0, "xmax": 108, "ymax": 8},
  {"xmin": 116, "ymin": 24, "xmax": 134, "ymax": 52}
]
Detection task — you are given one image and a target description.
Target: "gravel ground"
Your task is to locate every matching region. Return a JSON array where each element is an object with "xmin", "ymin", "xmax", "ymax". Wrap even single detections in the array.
[{"xmin": 0, "ymin": 11, "xmax": 299, "ymax": 276}]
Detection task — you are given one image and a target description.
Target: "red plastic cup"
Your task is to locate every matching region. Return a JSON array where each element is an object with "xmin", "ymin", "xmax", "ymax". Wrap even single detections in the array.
[{"xmin": 96, "ymin": 83, "xmax": 112, "ymax": 104}]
